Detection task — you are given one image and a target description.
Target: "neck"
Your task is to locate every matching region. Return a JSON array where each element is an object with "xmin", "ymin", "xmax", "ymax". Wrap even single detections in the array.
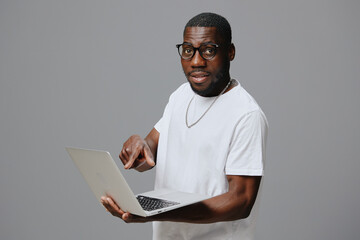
[
  {"xmin": 209, "ymin": 76, "xmax": 232, "ymax": 97},
  {"xmin": 195, "ymin": 75, "xmax": 232, "ymax": 97},
  {"xmin": 220, "ymin": 76, "xmax": 232, "ymax": 94}
]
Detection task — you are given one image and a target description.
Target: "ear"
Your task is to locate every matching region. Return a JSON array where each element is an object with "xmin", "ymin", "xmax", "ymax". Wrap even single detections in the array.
[{"xmin": 228, "ymin": 43, "xmax": 235, "ymax": 61}]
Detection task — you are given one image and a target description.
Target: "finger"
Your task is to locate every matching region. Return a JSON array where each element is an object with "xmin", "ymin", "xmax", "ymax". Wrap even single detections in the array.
[
  {"xmin": 123, "ymin": 147, "xmax": 130, "ymax": 158},
  {"xmin": 122, "ymin": 212, "xmax": 133, "ymax": 222},
  {"xmin": 101, "ymin": 196, "xmax": 112, "ymax": 209},
  {"xmin": 102, "ymin": 197, "xmax": 124, "ymax": 218},
  {"xmin": 134, "ymin": 159, "xmax": 147, "ymax": 171},
  {"xmin": 143, "ymin": 145, "xmax": 155, "ymax": 167},
  {"xmin": 106, "ymin": 197, "xmax": 125, "ymax": 215},
  {"xmin": 124, "ymin": 147, "xmax": 141, "ymax": 169},
  {"xmin": 101, "ymin": 197, "xmax": 112, "ymax": 212},
  {"xmin": 119, "ymin": 147, "xmax": 130, "ymax": 166}
]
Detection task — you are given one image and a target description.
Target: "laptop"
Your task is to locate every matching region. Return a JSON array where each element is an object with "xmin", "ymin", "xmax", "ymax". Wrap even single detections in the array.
[{"xmin": 66, "ymin": 147, "xmax": 210, "ymax": 217}]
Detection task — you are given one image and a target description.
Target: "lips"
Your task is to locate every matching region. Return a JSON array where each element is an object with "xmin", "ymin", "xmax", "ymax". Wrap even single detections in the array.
[{"xmin": 188, "ymin": 71, "xmax": 210, "ymax": 84}]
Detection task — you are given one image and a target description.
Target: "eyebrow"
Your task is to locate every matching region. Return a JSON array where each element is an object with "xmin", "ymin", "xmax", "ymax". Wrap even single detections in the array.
[{"xmin": 183, "ymin": 41, "xmax": 216, "ymax": 46}]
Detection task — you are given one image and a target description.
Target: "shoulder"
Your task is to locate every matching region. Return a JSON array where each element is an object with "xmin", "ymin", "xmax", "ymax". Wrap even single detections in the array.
[
  {"xmin": 172, "ymin": 82, "xmax": 191, "ymax": 94},
  {"xmin": 226, "ymin": 84, "xmax": 262, "ymax": 114},
  {"xmin": 168, "ymin": 82, "xmax": 192, "ymax": 101},
  {"xmin": 224, "ymin": 81, "xmax": 268, "ymax": 127}
]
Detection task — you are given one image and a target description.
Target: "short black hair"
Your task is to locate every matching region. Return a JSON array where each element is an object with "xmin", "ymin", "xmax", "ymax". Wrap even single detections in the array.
[{"xmin": 184, "ymin": 12, "xmax": 232, "ymax": 45}]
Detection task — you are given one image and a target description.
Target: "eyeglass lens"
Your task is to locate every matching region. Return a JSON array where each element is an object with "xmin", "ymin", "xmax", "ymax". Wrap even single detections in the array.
[{"xmin": 178, "ymin": 44, "xmax": 217, "ymax": 60}]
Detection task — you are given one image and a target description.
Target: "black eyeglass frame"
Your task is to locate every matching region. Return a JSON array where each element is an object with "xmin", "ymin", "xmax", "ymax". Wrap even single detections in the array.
[{"xmin": 176, "ymin": 43, "xmax": 219, "ymax": 60}]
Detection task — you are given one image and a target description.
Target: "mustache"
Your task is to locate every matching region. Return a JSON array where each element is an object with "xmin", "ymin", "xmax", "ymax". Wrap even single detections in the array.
[{"xmin": 187, "ymin": 70, "xmax": 211, "ymax": 76}]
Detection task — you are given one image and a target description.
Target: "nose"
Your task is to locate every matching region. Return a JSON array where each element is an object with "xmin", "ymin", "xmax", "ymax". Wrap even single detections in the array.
[{"xmin": 191, "ymin": 49, "xmax": 206, "ymax": 68}]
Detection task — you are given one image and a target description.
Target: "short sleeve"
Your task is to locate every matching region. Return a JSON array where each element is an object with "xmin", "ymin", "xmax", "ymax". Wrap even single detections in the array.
[
  {"xmin": 154, "ymin": 115, "xmax": 165, "ymax": 133},
  {"xmin": 225, "ymin": 110, "xmax": 268, "ymax": 176},
  {"xmin": 154, "ymin": 102, "xmax": 169, "ymax": 134}
]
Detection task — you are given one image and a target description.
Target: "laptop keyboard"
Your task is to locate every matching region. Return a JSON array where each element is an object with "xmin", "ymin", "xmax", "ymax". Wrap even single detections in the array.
[{"xmin": 136, "ymin": 195, "xmax": 180, "ymax": 211}]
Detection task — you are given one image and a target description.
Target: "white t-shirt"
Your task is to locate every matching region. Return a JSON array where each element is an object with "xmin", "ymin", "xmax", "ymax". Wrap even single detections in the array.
[{"xmin": 153, "ymin": 80, "xmax": 268, "ymax": 240}]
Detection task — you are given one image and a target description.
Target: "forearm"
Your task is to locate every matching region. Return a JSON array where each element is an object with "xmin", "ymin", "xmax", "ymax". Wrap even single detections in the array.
[
  {"xmin": 147, "ymin": 191, "xmax": 252, "ymax": 224},
  {"xmin": 102, "ymin": 176, "xmax": 261, "ymax": 224},
  {"xmin": 145, "ymin": 175, "xmax": 261, "ymax": 223}
]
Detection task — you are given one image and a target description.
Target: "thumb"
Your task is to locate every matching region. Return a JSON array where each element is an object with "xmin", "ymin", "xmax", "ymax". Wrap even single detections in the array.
[
  {"xmin": 122, "ymin": 212, "xmax": 132, "ymax": 222},
  {"xmin": 143, "ymin": 145, "xmax": 155, "ymax": 167}
]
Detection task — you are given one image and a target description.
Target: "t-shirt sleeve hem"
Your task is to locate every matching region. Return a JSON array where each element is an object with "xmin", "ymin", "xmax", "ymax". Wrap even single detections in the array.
[
  {"xmin": 225, "ymin": 168, "xmax": 264, "ymax": 176},
  {"xmin": 154, "ymin": 121, "xmax": 161, "ymax": 132}
]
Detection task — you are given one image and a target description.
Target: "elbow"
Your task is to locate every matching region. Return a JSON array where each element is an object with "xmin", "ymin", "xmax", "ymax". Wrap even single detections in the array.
[
  {"xmin": 241, "ymin": 197, "xmax": 257, "ymax": 219},
  {"xmin": 231, "ymin": 200, "xmax": 255, "ymax": 220},
  {"xmin": 231, "ymin": 207, "xmax": 251, "ymax": 220},
  {"xmin": 241, "ymin": 206, "xmax": 252, "ymax": 219}
]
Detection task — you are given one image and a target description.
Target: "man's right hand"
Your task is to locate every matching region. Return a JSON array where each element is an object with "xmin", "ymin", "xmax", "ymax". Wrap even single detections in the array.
[{"xmin": 119, "ymin": 134, "xmax": 156, "ymax": 172}]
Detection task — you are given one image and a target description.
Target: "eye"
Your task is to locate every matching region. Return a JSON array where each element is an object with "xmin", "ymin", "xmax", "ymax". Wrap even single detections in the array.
[
  {"xmin": 182, "ymin": 47, "xmax": 194, "ymax": 55},
  {"xmin": 204, "ymin": 48, "xmax": 215, "ymax": 55},
  {"xmin": 201, "ymin": 46, "xmax": 216, "ymax": 58}
]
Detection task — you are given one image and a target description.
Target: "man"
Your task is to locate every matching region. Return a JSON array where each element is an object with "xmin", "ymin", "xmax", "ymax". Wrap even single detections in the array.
[{"xmin": 101, "ymin": 12, "xmax": 268, "ymax": 240}]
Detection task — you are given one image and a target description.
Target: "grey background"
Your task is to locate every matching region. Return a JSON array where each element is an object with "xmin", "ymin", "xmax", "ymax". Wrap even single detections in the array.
[{"xmin": 1, "ymin": 0, "xmax": 359, "ymax": 239}]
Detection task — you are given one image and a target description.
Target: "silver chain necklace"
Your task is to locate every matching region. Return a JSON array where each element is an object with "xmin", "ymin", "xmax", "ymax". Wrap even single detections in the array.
[{"xmin": 186, "ymin": 79, "xmax": 233, "ymax": 128}]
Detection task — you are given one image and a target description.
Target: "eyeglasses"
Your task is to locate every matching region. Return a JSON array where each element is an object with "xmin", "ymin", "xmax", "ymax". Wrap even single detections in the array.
[{"xmin": 176, "ymin": 43, "xmax": 219, "ymax": 60}]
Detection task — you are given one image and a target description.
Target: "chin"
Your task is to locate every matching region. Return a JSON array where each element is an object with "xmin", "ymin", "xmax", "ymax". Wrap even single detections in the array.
[
  {"xmin": 185, "ymin": 71, "xmax": 227, "ymax": 97},
  {"xmin": 189, "ymin": 82, "xmax": 215, "ymax": 97}
]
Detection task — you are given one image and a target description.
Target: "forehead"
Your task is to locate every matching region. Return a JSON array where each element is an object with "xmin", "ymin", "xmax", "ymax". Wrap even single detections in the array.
[{"xmin": 183, "ymin": 27, "xmax": 223, "ymax": 46}]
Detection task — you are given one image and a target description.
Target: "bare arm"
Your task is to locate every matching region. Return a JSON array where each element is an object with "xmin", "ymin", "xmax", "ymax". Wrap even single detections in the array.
[
  {"xmin": 102, "ymin": 175, "xmax": 261, "ymax": 223},
  {"xmin": 119, "ymin": 128, "xmax": 159, "ymax": 172}
]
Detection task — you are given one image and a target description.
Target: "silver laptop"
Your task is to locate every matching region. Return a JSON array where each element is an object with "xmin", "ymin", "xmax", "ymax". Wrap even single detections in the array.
[{"xmin": 66, "ymin": 147, "xmax": 210, "ymax": 217}]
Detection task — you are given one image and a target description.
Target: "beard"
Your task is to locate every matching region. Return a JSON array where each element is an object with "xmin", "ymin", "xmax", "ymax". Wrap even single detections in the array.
[{"xmin": 185, "ymin": 63, "xmax": 230, "ymax": 97}]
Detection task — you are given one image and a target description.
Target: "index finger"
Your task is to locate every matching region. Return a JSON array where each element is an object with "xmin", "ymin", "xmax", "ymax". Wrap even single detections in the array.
[
  {"xmin": 124, "ymin": 146, "xmax": 141, "ymax": 169},
  {"xmin": 119, "ymin": 147, "xmax": 130, "ymax": 166}
]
